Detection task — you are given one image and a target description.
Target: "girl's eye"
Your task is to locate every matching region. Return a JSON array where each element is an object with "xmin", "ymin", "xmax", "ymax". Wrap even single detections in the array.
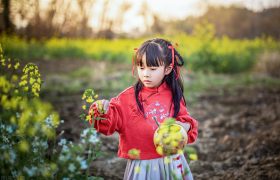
[{"xmin": 150, "ymin": 67, "xmax": 157, "ymax": 70}]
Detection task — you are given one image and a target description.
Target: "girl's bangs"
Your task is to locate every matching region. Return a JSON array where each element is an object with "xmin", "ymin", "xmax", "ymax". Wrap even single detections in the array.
[{"xmin": 136, "ymin": 43, "xmax": 165, "ymax": 67}]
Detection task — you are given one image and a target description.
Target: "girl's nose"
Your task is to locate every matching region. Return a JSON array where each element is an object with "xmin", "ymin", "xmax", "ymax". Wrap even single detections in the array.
[{"xmin": 143, "ymin": 70, "xmax": 150, "ymax": 77}]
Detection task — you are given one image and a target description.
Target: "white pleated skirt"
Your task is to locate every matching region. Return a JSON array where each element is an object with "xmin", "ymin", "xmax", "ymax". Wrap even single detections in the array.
[{"xmin": 123, "ymin": 153, "xmax": 193, "ymax": 180}]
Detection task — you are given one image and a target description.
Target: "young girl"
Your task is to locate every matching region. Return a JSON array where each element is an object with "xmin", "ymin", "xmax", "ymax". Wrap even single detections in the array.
[{"xmin": 89, "ymin": 38, "xmax": 198, "ymax": 180}]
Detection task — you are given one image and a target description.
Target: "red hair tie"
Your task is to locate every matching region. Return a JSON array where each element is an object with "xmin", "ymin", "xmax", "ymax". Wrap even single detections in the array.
[
  {"xmin": 168, "ymin": 45, "xmax": 180, "ymax": 79},
  {"xmin": 132, "ymin": 48, "xmax": 138, "ymax": 76}
]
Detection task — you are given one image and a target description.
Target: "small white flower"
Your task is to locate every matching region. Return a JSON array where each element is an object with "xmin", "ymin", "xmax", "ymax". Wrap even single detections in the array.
[
  {"xmin": 62, "ymin": 145, "xmax": 69, "ymax": 153},
  {"xmin": 41, "ymin": 141, "xmax": 48, "ymax": 149},
  {"xmin": 16, "ymin": 112, "xmax": 20, "ymax": 118},
  {"xmin": 3, "ymin": 135, "xmax": 9, "ymax": 143},
  {"xmin": 58, "ymin": 139, "xmax": 67, "ymax": 146},
  {"xmin": 76, "ymin": 156, "xmax": 83, "ymax": 162},
  {"xmin": 0, "ymin": 144, "xmax": 8, "ymax": 150},
  {"xmin": 9, "ymin": 150, "xmax": 16, "ymax": 163},
  {"xmin": 59, "ymin": 155, "xmax": 66, "ymax": 162},
  {"xmin": 6, "ymin": 126, "xmax": 13, "ymax": 133},
  {"xmin": 81, "ymin": 128, "xmax": 89, "ymax": 137},
  {"xmin": 68, "ymin": 163, "xmax": 76, "ymax": 172},
  {"xmin": 11, "ymin": 170, "xmax": 17, "ymax": 177},
  {"xmin": 89, "ymin": 134, "xmax": 99, "ymax": 144},
  {"xmin": 80, "ymin": 160, "xmax": 88, "ymax": 170},
  {"xmin": 23, "ymin": 166, "xmax": 37, "ymax": 177}
]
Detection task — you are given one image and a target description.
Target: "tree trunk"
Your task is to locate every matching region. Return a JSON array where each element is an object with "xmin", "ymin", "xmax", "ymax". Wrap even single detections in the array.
[{"xmin": 2, "ymin": 0, "xmax": 14, "ymax": 33}]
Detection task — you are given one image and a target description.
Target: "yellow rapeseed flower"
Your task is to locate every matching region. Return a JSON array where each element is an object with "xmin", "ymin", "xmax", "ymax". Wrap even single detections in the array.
[
  {"xmin": 170, "ymin": 140, "xmax": 179, "ymax": 147},
  {"xmin": 30, "ymin": 77, "xmax": 35, "ymax": 84},
  {"xmin": 154, "ymin": 136, "xmax": 161, "ymax": 144},
  {"xmin": 189, "ymin": 154, "xmax": 198, "ymax": 161},
  {"xmin": 1, "ymin": 94, "xmax": 7, "ymax": 103},
  {"xmin": 21, "ymin": 74, "xmax": 27, "ymax": 80},
  {"xmin": 89, "ymin": 109, "xmax": 94, "ymax": 116},
  {"xmin": 163, "ymin": 137, "xmax": 171, "ymax": 144},
  {"xmin": 19, "ymin": 80, "xmax": 27, "ymax": 86},
  {"xmin": 18, "ymin": 140, "xmax": 29, "ymax": 152},
  {"xmin": 170, "ymin": 125, "xmax": 180, "ymax": 132},
  {"xmin": 82, "ymin": 94, "xmax": 86, "ymax": 100},
  {"xmin": 28, "ymin": 127, "xmax": 36, "ymax": 136},
  {"xmin": 17, "ymin": 176, "xmax": 25, "ymax": 180},
  {"xmin": 134, "ymin": 166, "xmax": 141, "ymax": 174},
  {"xmin": 164, "ymin": 157, "xmax": 171, "ymax": 164},
  {"xmin": 11, "ymin": 75, "xmax": 18, "ymax": 82},
  {"xmin": 86, "ymin": 97, "xmax": 93, "ymax": 103},
  {"xmin": 14, "ymin": 62, "xmax": 20, "ymax": 69},
  {"xmin": 10, "ymin": 116, "xmax": 16, "ymax": 124},
  {"xmin": 23, "ymin": 67, "xmax": 28, "ymax": 73},
  {"xmin": 177, "ymin": 149, "xmax": 184, "ymax": 154},
  {"xmin": 82, "ymin": 105, "xmax": 86, "ymax": 110},
  {"xmin": 156, "ymin": 146, "xmax": 163, "ymax": 155},
  {"xmin": 128, "ymin": 148, "xmax": 140, "ymax": 159}
]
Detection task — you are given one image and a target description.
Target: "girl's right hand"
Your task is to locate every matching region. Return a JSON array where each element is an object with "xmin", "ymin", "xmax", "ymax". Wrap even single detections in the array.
[{"xmin": 95, "ymin": 99, "xmax": 109, "ymax": 114}]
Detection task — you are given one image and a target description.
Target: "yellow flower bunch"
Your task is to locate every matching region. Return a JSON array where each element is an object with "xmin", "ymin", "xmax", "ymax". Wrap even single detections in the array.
[
  {"xmin": 153, "ymin": 118, "xmax": 188, "ymax": 156},
  {"xmin": 81, "ymin": 89, "xmax": 99, "ymax": 123},
  {"xmin": 19, "ymin": 63, "xmax": 42, "ymax": 97}
]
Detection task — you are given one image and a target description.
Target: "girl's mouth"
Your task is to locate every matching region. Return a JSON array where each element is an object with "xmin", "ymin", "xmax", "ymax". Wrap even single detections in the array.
[{"xmin": 143, "ymin": 80, "xmax": 152, "ymax": 83}]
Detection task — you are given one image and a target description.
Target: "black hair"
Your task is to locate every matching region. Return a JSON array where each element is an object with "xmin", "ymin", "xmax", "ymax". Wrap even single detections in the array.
[{"xmin": 133, "ymin": 38, "xmax": 186, "ymax": 118}]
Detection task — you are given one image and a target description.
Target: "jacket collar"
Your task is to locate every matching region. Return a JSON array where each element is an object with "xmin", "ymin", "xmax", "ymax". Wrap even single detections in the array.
[
  {"xmin": 142, "ymin": 81, "xmax": 169, "ymax": 93},
  {"xmin": 140, "ymin": 82, "xmax": 170, "ymax": 102}
]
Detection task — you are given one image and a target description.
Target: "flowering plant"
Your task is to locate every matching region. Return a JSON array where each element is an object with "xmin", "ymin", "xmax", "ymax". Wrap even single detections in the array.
[{"xmin": 0, "ymin": 44, "xmax": 102, "ymax": 179}]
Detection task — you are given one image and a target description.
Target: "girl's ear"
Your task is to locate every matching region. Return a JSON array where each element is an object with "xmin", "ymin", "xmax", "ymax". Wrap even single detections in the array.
[{"xmin": 164, "ymin": 64, "xmax": 173, "ymax": 75}]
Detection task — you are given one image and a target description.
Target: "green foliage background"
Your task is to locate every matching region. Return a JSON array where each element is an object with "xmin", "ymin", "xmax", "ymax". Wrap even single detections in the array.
[{"xmin": 1, "ymin": 22, "xmax": 279, "ymax": 74}]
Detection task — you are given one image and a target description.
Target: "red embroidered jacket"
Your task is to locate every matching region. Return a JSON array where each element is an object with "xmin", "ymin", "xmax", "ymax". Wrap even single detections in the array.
[{"xmin": 89, "ymin": 82, "xmax": 198, "ymax": 160}]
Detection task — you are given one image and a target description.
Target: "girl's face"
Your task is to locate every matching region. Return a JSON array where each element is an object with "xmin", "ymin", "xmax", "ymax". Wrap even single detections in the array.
[{"xmin": 137, "ymin": 53, "xmax": 172, "ymax": 88}]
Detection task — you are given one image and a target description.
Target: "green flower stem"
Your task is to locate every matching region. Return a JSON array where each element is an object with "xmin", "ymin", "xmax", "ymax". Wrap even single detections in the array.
[{"xmin": 86, "ymin": 143, "xmax": 93, "ymax": 179}]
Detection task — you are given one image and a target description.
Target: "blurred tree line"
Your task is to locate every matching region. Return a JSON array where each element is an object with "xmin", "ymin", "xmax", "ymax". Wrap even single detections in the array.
[
  {"xmin": 0, "ymin": 0, "xmax": 279, "ymax": 39},
  {"xmin": 154, "ymin": 6, "xmax": 280, "ymax": 39}
]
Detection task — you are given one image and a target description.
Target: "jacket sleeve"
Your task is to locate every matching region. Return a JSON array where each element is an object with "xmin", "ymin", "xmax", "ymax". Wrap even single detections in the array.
[
  {"xmin": 176, "ymin": 99, "xmax": 198, "ymax": 144},
  {"xmin": 89, "ymin": 97, "xmax": 123, "ymax": 135}
]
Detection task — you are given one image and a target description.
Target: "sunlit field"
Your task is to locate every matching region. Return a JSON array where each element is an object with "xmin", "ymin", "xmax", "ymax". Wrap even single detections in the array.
[{"xmin": 2, "ymin": 23, "xmax": 279, "ymax": 74}]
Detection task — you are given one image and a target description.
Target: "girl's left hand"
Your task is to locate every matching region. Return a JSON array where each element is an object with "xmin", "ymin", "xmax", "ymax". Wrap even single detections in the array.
[
  {"xmin": 95, "ymin": 99, "xmax": 109, "ymax": 114},
  {"xmin": 176, "ymin": 121, "xmax": 191, "ymax": 132}
]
